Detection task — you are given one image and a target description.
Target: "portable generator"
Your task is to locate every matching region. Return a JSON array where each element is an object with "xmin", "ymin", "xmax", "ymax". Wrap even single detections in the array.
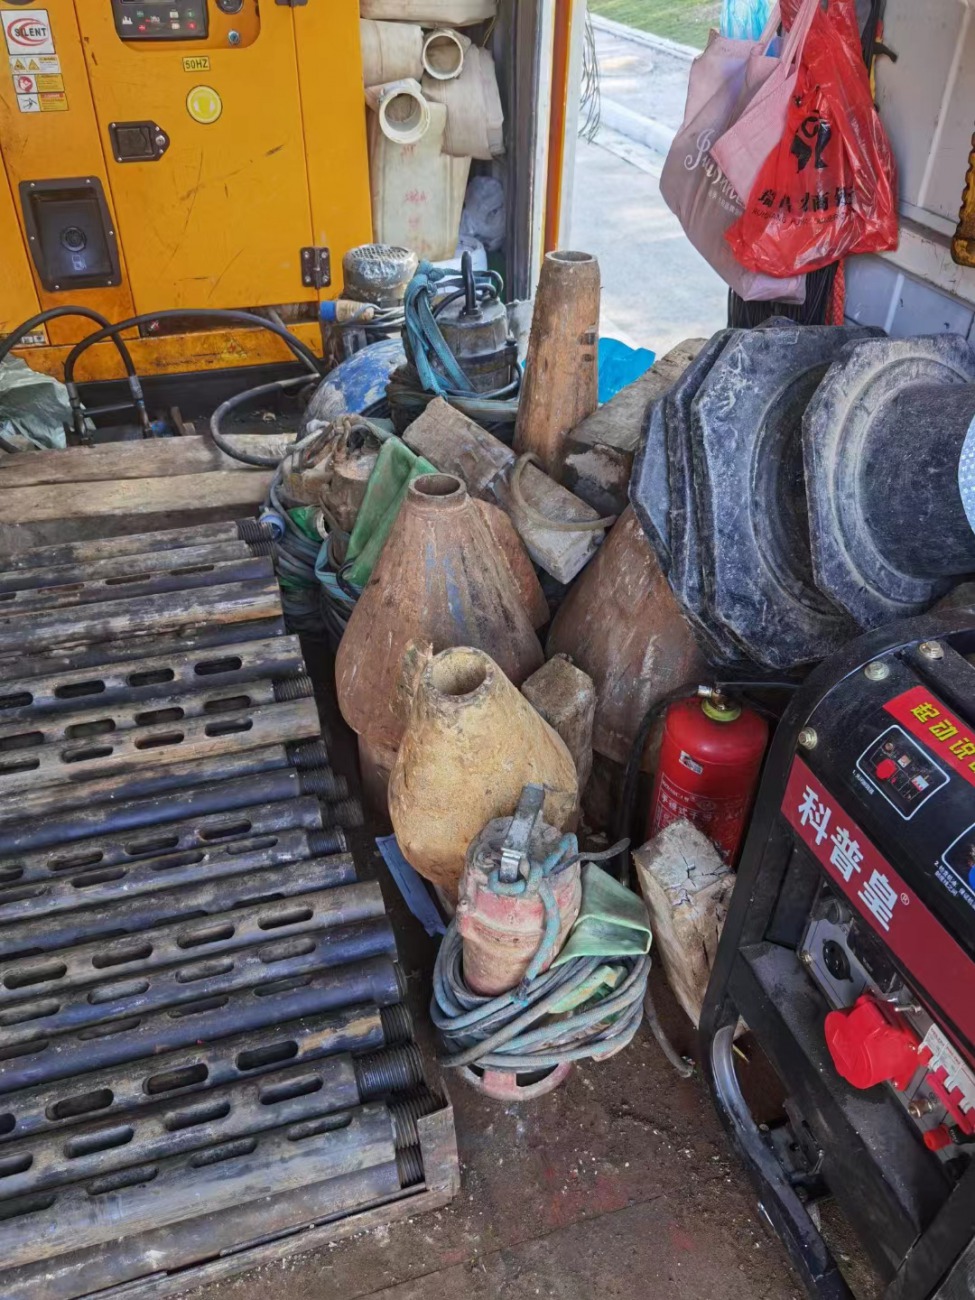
[
  {"xmin": 0, "ymin": 0, "xmax": 371, "ymax": 379},
  {"xmin": 701, "ymin": 616, "xmax": 975, "ymax": 1299}
]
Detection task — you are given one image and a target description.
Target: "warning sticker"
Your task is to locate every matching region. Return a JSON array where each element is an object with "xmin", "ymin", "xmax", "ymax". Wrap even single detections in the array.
[
  {"xmin": 17, "ymin": 89, "xmax": 66, "ymax": 113},
  {"xmin": 9, "ymin": 54, "xmax": 60, "ymax": 74},
  {"xmin": 3, "ymin": 10, "xmax": 56, "ymax": 57}
]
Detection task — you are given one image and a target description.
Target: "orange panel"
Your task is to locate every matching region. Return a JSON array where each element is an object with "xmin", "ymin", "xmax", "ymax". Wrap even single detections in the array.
[
  {"xmin": 0, "ymin": 149, "xmax": 40, "ymax": 334},
  {"xmin": 0, "ymin": 1, "xmax": 136, "ymax": 342},
  {"xmin": 78, "ymin": 4, "xmax": 316, "ymax": 313},
  {"xmin": 293, "ymin": 0, "xmax": 373, "ymax": 299}
]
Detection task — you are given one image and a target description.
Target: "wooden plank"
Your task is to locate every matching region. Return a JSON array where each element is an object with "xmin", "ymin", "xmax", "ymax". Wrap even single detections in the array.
[
  {"xmin": 562, "ymin": 339, "xmax": 706, "ymax": 517},
  {"xmin": 0, "ymin": 470, "xmax": 276, "ymax": 525},
  {"xmin": 0, "ymin": 471, "xmax": 276, "ymax": 557},
  {"xmin": 633, "ymin": 821, "xmax": 734, "ymax": 1029},
  {"xmin": 0, "ymin": 435, "xmax": 295, "ymax": 487}
]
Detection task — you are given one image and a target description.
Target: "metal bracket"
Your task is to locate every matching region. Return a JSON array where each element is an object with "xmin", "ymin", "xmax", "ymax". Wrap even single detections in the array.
[
  {"xmin": 300, "ymin": 246, "xmax": 331, "ymax": 289},
  {"xmin": 498, "ymin": 784, "xmax": 546, "ymax": 885}
]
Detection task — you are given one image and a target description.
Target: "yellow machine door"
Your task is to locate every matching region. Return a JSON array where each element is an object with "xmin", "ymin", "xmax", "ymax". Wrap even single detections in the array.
[
  {"xmin": 79, "ymin": 3, "xmax": 318, "ymax": 313},
  {"xmin": 0, "ymin": 158, "xmax": 40, "ymax": 335}
]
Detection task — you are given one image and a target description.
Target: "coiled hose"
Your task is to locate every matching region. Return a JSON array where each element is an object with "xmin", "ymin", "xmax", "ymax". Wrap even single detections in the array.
[
  {"xmin": 391, "ymin": 253, "xmax": 521, "ymax": 437},
  {"xmin": 432, "ymin": 837, "xmax": 650, "ymax": 1076}
]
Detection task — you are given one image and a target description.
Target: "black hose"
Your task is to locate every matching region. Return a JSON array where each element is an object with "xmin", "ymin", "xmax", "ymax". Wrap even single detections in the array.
[
  {"xmin": 643, "ymin": 985, "xmax": 694, "ymax": 1078},
  {"xmin": 63, "ymin": 307, "xmax": 325, "ymax": 387},
  {"xmin": 209, "ymin": 376, "xmax": 312, "ymax": 468},
  {"xmin": 0, "ymin": 306, "xmax": 139, "ymax": 377}
]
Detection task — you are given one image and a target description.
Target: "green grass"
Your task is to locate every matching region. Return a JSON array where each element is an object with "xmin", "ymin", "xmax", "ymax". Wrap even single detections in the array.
[{"xmin": 589, "ymin": 0, "xmax": 721, "ymax": 49}]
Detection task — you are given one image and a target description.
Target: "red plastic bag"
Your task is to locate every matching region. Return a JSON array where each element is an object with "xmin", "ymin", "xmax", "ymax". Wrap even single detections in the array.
[{"xmin": 725, "ymin": 0, "xmax": 897, "ymax": 277}]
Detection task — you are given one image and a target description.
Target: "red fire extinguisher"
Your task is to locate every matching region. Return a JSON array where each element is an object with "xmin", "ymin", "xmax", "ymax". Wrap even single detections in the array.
[{"xmin": 647, "ymin": 695, "xmax": 768, "ymax": 865}]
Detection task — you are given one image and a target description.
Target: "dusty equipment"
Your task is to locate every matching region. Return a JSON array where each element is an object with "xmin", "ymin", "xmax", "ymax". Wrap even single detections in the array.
[
  {"xmin": 0, "ymin": 520, "xmax": 457, "ymax": 1297},
  {"xmin": 631, "ymin": 327, "xmax": 975, "ymax": 674},
  {"xmin": 701, "ymin": 618, "xmax": 975, "ymax": 1298},
  {"xmin": 0, "ymin": 0, "xmax": 371, "ymax": 378}
]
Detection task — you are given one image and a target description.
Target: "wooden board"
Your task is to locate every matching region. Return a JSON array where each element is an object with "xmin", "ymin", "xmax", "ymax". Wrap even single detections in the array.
[
  {"xmin": 562, "ymin": 339, "xmax": 706, "ymax": 517},
  {"xmin": 0, "ymin": 469, "xmax": 275, "ymax": 557},
  {"xmin": 0, "ymin": 436, "xmax": 293, "ymax": 487},
  {"xmin": 0, "ymin": 434, "xmax": 296, "ymax": 557}
]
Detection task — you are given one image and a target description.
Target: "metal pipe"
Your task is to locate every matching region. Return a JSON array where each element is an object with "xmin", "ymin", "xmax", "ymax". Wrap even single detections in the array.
[
  {"xmin": 2, "ymin": 521, "xmax": 267, "ymax": 574},
  {"xmin": 0, "ymin": 1103, "xmax": 399, "ymax": 1269},
  {"xmin": 0, "ymin": 554, "xmax": 274, "ymax": 617},
  {"xmin": 0, "ymin": 1160, "xmax": 403, "ymax": 1300},
  {"xmin": 0, "ymin": 1012, "xmax": 418, "ymax": 1144},
  {"xmin": 1, "ymin": 797, "xmax": 323, "ymax": 878},
  {"xmin": 0, "ymin": 918, "xmax": 396, "ymax": 1045},
  {"xmin": 0, "ymin": 540, "xmax": 258, "ymax": 598},
  {"xmin": 0, "ymin": 636, "xmax": 306, "ymax": 723},
  {"xmin": 0, "ymin": 959, "xmax": 406, "ymax": 1091},
  {"xmin": 0, "ymin": 698, "xmax": 322, "ymax": 800},
  {"xmin": 0, "ymin": 577, "xmax": 282, "ymax": 659},
  {"xmin": 0, "ymin": 827, "xmax": 337, "ymax": 925},
  {"xmin": 0, "ymin": 1049, "xmax": 425, "ymax": 1198},
  {"xmin": 0, "ymin": 856, "xmax": 359, "ymax": 960},
  {"xmin": 2, "ymin": 618, "xmax": 287, "ymax": 678},
  {"xmin": 0, "ymin": 766, "xmax": 334, "ymax": 853},
  {"xmin": 0, "ymin": 746, "xmax": 346, "ymax": 830},
  {"xmin": 0, "ymin": 676, "xmax": 317, "ymax": 748}
]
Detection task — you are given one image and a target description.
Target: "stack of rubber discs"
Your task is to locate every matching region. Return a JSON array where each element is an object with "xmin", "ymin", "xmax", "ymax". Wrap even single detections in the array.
[
  {"xmin": 0, "ymin": 520, "xmax": 456, "ymax": 1299},
  {"xmin": 631, "ymin": 325, "xmax": 975, "ymax": 671}
]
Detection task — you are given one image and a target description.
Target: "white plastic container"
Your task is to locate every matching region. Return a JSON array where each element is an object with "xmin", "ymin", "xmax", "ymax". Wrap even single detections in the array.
[
  {"xmin": 360, "ymin": 19, "xmax": 424, "ymax": 85},
  {"xmin": 368, "ymin": 100, "xmax": 471, "ymax": 260},
  {"xmin": 360, "ymin": 0, "xmax": 497, "ymax": 26}
]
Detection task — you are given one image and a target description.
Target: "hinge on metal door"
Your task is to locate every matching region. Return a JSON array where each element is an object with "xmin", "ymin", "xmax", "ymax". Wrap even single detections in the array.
[
  {"xmin": 276, "ymin": 0, "xmax": 308, "ymax": 6},
  {"xmin": 300, "ymin": 247, "xmax": 331, "ymax": 289}
]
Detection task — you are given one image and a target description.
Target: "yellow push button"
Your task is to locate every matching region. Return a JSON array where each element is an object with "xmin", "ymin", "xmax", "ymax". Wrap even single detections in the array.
[{"xmin": 186, "ymin": 84, "xmax": 222, "ymax": 125}]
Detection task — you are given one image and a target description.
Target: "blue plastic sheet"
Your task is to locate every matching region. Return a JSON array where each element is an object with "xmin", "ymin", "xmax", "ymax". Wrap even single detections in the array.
[{"xmin": 598, "ymin": 338, "xmax": 656, "ymax": 404}]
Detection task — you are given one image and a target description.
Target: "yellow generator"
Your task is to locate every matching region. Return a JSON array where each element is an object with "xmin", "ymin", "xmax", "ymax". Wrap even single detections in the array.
[{"xmin": 0, "ymin": 0, "xmax": 372, "ymax": 380}]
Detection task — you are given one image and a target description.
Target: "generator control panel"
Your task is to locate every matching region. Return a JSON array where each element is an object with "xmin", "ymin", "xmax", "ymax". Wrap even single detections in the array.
[{"xmin": 112, "ymin": 0, "xmax": 209, "ymax": 40}]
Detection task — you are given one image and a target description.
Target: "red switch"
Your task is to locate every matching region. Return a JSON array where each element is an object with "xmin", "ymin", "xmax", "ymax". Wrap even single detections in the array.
[
  {"xmin": 923, "ymin": 1125, "xmax": 954, "ymax": 1152},
  {"xmin": 825, "ymin": 995, "xmax": 920, "ymax": 1091},
  {"xmin": 875, "ymin": 758, "xmax": 898, "ymax": 781}
]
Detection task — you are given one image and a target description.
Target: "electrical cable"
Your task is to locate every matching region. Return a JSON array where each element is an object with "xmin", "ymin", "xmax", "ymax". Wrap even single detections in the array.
[
  {"xmin": 209, "ymin": 376, "xmax": 312, "ymax": 468},
  {"xmin": 263, "ymin": 308, "xmax": 320, "ymax": 376},
  {"xmin": 0, "ymin": 306, "xmax": 138, "ymax": 375},
  {"xmin": 62, "ymin": 307, "xmax": 325, "ymax": 388},
  {"xmin": 0, "ymin": 306, "xmax": 150, "ymax": 436}
]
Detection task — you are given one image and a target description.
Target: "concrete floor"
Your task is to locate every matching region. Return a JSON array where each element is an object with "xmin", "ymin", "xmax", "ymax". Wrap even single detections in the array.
[
  {"xmin": 569, "ymin": 23, "xmax": 728, "ymax": 357},
  {"xmin": 570, "ymin": 132, "xmax": 727, "ymax": 358}
]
